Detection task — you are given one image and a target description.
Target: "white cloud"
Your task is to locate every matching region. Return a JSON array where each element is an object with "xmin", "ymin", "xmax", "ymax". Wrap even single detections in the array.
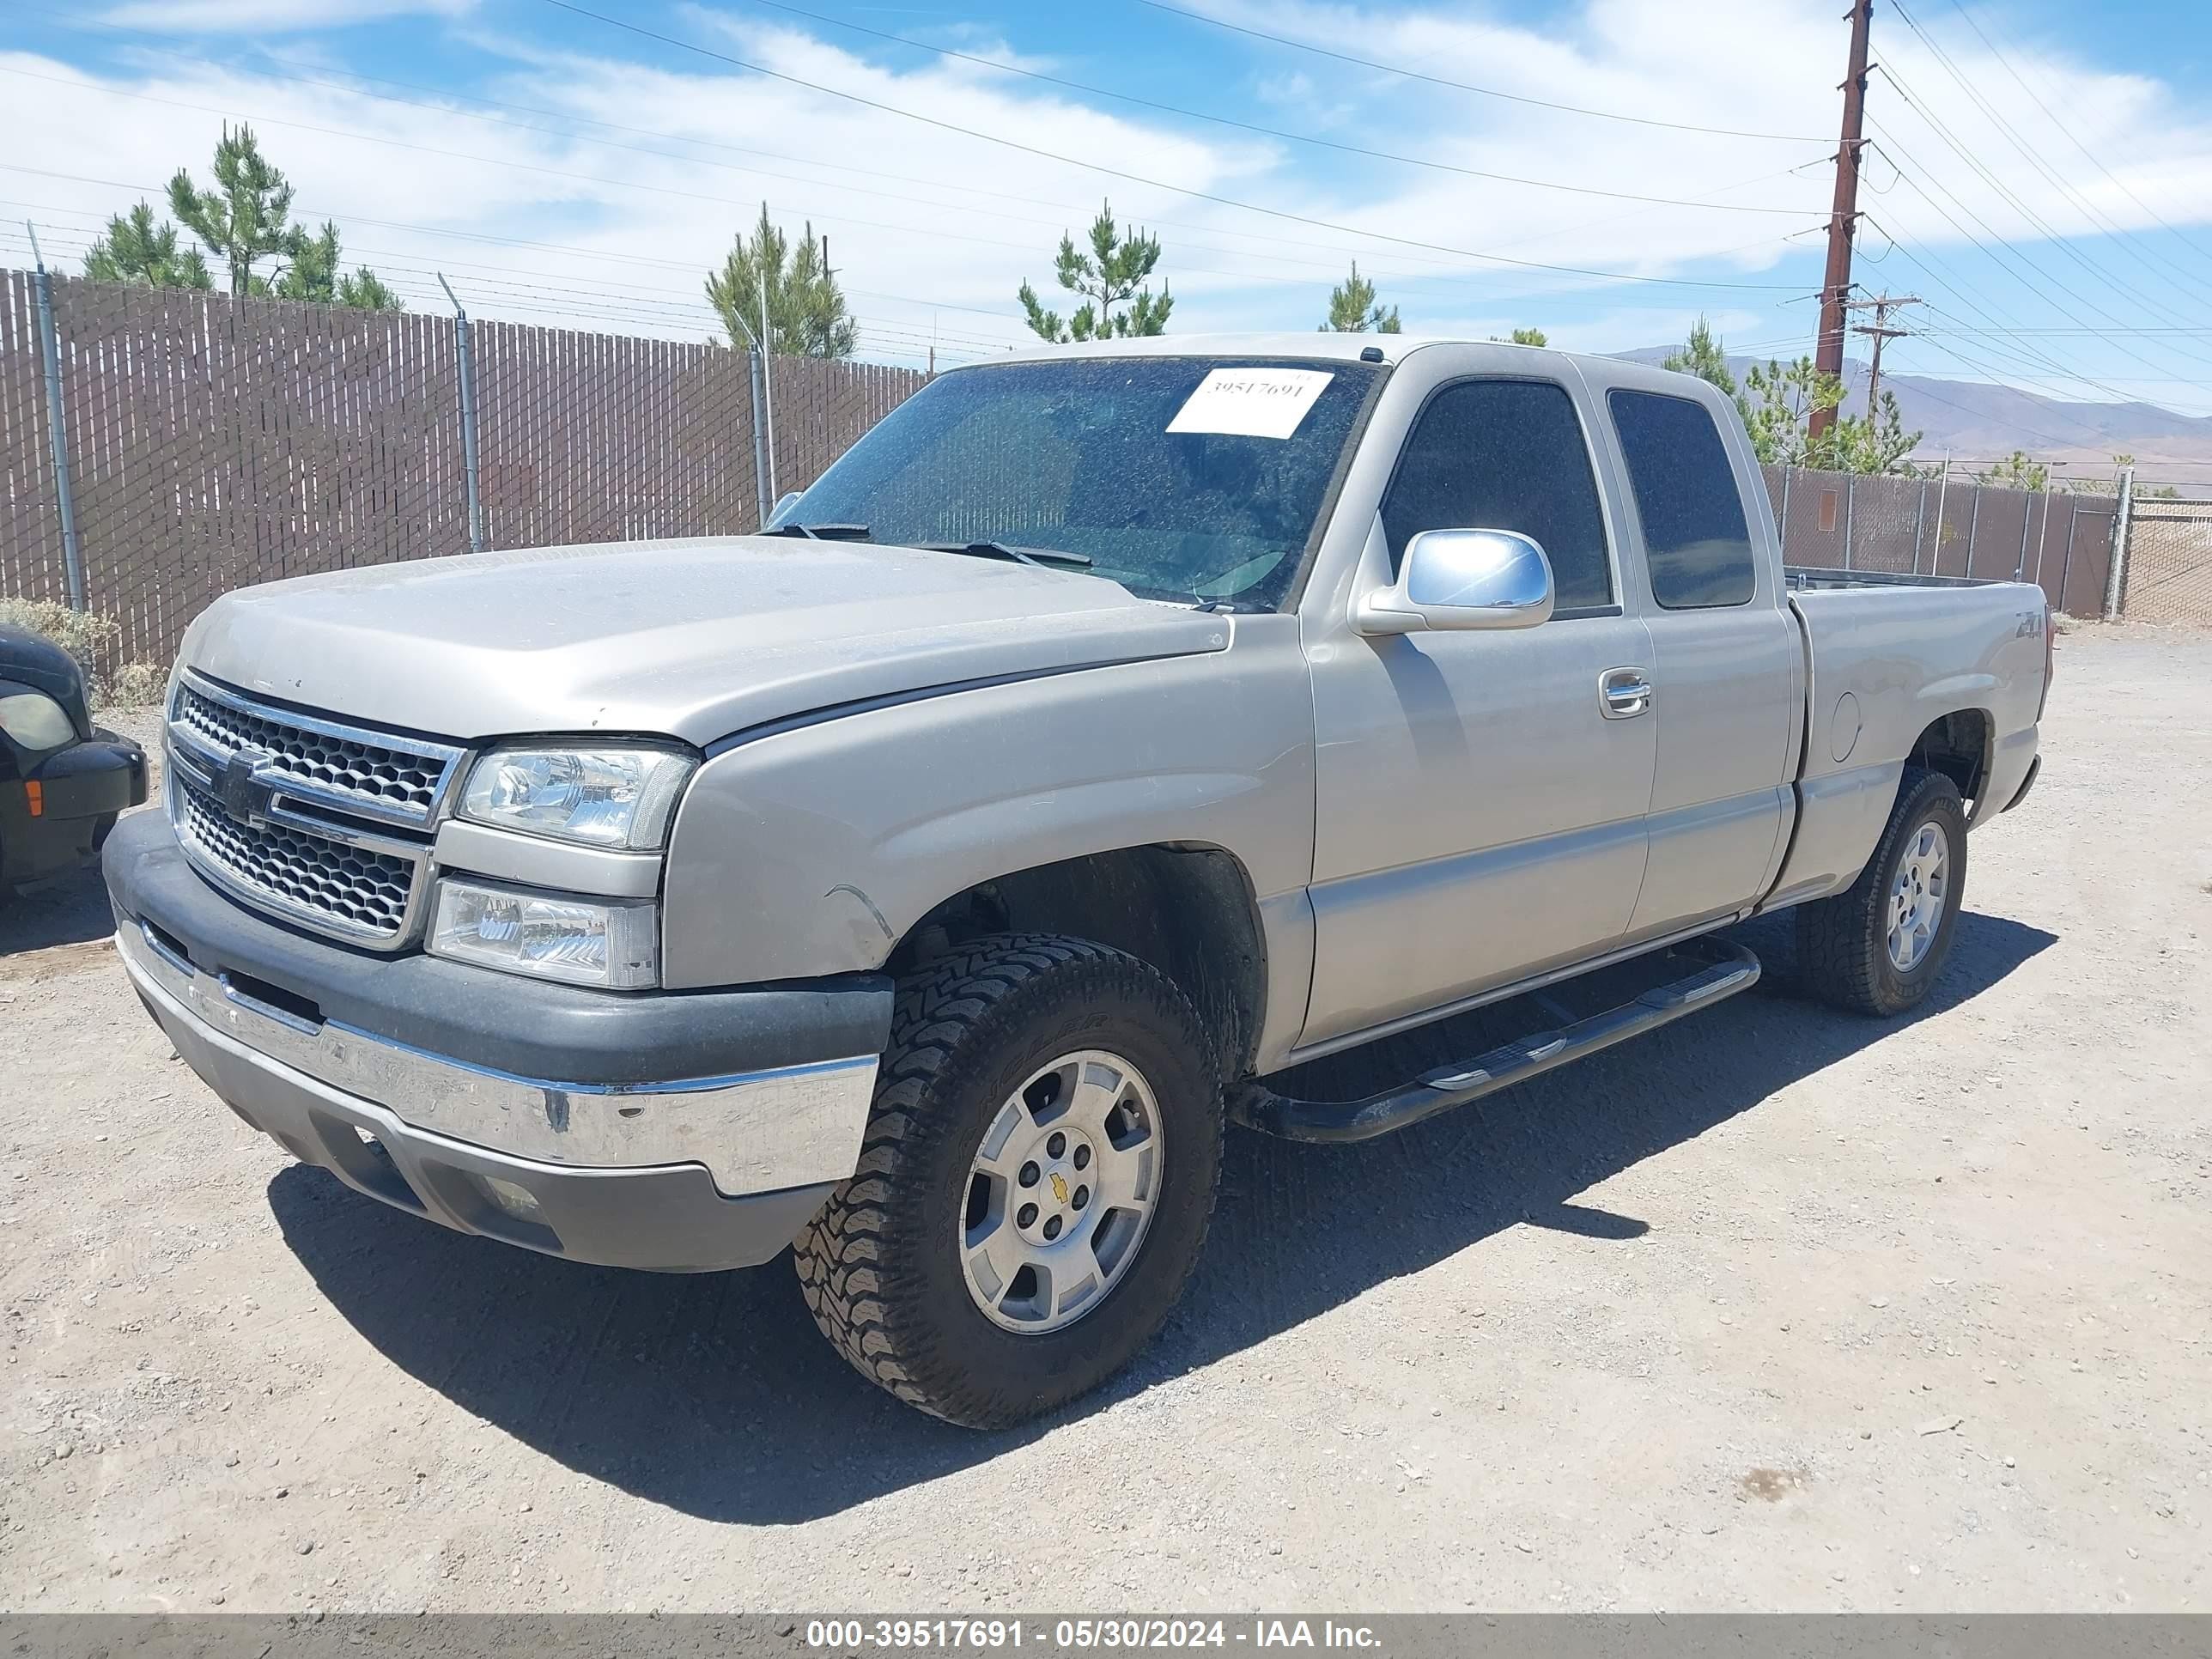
[
  {"xmin": 100, "ymin": 0, "xmax": 471, "ymax": 31},
  {"xmin": 10, "ymin": 0, "xmax": 2212, "ymax": 382}
]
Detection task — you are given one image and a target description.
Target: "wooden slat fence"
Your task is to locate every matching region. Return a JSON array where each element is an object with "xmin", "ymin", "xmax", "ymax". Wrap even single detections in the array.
[{"xmin": 0, "ymin": 271, "xmax": 925, "ymax": 672}]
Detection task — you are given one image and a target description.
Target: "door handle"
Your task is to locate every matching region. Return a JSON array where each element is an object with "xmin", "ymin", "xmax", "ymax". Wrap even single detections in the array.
[{"xmin": 1600, "ymin": 667, "xmax": 1653, "ymax": 720}]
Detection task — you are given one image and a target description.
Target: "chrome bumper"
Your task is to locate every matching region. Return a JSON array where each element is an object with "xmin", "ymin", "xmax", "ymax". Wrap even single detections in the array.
[{"xmin": 116, "ymin": 918, "xmax": 878, "ymax": 1198}]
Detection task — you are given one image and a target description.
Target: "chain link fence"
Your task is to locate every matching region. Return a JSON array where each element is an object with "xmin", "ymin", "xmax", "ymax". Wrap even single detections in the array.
[
  {"xmin": 1761, "ymin": 464, "xmax": 2115, "ymax": 617},
  {"xmin": 2117, "ymin": 502, "xmax": 2212, "ymax": 625},
  {"xmin": 3, "ymin": 274, "xmax": 2179, "ymax": 682},
  {"xmin": 0, "ymin": 270, "xmax": 921, "ymax": 675}
]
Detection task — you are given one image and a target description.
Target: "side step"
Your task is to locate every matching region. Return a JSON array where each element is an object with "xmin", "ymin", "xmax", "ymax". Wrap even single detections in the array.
[{"xmin": 1232, "ymin": 939, "xmax": 1762, "ymax": 1144}]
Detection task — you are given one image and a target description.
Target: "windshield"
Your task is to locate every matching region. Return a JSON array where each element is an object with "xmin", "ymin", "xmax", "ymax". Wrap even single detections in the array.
[{"xmin": 775, "ymin": 356, "xmax": 1382, "ymax": 609}]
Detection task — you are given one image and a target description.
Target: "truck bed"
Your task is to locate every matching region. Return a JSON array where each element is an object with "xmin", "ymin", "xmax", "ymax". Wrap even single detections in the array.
[
  {"xmin": 1760, "ymin": 568, "xmax": 2049, "ymax": 912},
  {"xmin": 1784, "ymin": 564, "xmax": 2012, "ymax": 592}
]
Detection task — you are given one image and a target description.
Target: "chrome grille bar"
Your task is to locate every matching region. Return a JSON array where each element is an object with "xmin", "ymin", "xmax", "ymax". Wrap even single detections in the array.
[
  {"xmin": 164, "ymin": 674, "xmax": 463, "ymax": 947},
  {"xmin": 170, "ymin": 672, "xmax": 464, "ymax": 830}
]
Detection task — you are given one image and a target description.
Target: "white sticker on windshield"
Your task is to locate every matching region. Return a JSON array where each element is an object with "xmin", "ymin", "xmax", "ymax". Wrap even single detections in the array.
[{"xmin": 1166, "ymin": 367, "xmax": 1335, "ymax": 440}]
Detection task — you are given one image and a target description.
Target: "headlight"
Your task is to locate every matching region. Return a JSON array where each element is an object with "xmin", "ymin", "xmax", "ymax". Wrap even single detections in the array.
[
  {"xmin": 0, "ymin": 690, "xmax": 77, "ymax": 753},
  {"xmin": 459, "ymin": 744, "xmax": 695, "ymax": 850},
  {"xmin": 428, "ymin": 877, "xmax": 659, "ymax": 989}
]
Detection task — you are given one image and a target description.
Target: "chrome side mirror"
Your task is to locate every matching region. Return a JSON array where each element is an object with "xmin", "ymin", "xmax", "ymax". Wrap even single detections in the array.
[{"xmin": 1353, "ymin": 528, "xmax": 1556, "ymax": 635}]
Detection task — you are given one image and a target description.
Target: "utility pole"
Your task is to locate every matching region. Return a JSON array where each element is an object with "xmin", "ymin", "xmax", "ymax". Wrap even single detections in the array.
[
  {"xmin": 1845, "ymin": 292, "xmax": 1921, "ymax": 414},
  {"xmin": 1811, "ymin": 0, "xmax": 1875, "ymax": 447}
]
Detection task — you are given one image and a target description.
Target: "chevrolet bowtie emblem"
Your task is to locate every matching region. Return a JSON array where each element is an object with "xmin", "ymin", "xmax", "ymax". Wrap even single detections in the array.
[
  {"xmin": 220, "ymin": 750, "xmax": 271, "ymax": 824},
  {"xmin": 1049, "ymin": 1172, "xmax": 1071, "ymax": 1206}
]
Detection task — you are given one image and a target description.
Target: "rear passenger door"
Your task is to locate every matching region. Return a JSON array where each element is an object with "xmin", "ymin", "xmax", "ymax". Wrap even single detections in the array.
[
  {"xmin": 1301, "ymin": 371, "xmax": 1659, "ymax": 1048},
  {"xmin": 1598, "ymin": 384, "xmax": 1802, "ymax": 942}
]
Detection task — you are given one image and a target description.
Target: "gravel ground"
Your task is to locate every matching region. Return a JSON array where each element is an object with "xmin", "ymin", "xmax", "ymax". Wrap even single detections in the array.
[{"xmin": 2, "ymin": 625, "xmax": 2207, "ymax": 1614}]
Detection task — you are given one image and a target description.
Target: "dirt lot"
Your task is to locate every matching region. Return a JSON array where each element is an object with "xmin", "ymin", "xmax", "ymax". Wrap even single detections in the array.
[{"xmin": 3, "ymin": 625, "xmax": 2207, "ymax": 1613}]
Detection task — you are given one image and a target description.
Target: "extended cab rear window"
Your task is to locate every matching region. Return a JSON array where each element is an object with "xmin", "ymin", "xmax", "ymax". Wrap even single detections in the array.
[{"xmin": 1607, "ymin": 389, "xmax": 1757, "ymax": 609}]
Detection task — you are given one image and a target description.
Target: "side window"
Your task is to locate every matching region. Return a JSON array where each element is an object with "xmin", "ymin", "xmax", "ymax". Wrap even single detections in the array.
[
  {"xmin": 1607, "ymin": 389, "xmax": 1757, "ymax": 608},
  {"xmin": 1379, "ymin": 379, "xmax": 1613, "ymax": 611}
]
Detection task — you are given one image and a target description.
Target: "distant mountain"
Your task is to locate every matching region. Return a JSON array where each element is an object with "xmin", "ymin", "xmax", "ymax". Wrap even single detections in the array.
[{"xmin": 1615, "ymin": 344, "xmax": 2212, "ymax": 489}]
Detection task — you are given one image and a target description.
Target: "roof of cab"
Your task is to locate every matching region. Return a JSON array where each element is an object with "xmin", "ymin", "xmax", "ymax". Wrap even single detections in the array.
[
  {"xmin": 969, "ymin": 331, "xmax": 1494, "ymax": 368},
  {"xmin": 958, "ymin": 331, "xmax": 1726, "ymax": 405}
]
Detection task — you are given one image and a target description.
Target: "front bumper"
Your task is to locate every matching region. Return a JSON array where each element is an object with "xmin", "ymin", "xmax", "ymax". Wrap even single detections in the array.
[
  {"xmin": 105, "ymin": 811, "xmax": 891, "ymax": 1273},
  {"xmin": 1, "ymin": 733, "xmax": 146, "ymax": 886}
]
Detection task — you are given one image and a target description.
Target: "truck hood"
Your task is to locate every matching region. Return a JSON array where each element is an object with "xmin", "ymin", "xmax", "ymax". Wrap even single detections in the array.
[{"xmin": 179, "ymin": 538, "xmax": 1231, "ymax": 746}]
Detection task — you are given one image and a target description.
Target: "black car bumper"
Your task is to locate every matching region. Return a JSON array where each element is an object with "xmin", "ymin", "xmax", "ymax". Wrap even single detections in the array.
[{"xmin": 0, "ymin": 733, "xmax": 146, "ymax": 887}]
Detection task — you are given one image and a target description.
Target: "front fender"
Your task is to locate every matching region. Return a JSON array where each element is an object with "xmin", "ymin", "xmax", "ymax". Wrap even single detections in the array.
[{"xmin": 658, "ymin": 620, "xmax": 1316, "ymax": 990}]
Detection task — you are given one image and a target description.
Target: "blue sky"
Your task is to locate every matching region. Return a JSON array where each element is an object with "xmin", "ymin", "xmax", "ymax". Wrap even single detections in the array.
[{"xmin": 6, "ymin": 0, "xmax": 2212, "ymax": 471}]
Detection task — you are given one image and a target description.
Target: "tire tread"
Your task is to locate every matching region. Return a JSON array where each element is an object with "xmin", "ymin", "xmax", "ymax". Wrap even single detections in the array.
[
  {"xmin": 793, "ymin": 933, "xmax": 1218, "ymax": 1425},
  {"xmin": 1796, "ymin": 765, "xmax": 1966, "ymax": 1017}
]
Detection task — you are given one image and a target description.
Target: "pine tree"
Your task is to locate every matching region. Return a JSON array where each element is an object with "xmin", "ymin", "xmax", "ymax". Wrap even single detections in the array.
[
  {"xmin": 1975, "ymin": 451, "xmax": 2051, "ymax": 492},
  {"xmin": 1020, "ymin": 202, "xmax": 1172, "ymax": 343},
  {"xmin": 273, "ymin": 221, "xmax": 402, "ymax": 311},
  {"xmin": 1321, "ymin": 261, "xmax": 1400, "ymax": 333},
  {"xmin": 706, "ymin": 204, "xmax": 857, "ymax": 359},
  {"xmin": 1663, "ymin": 315, "xmax": 1758, "ymax": 434},
  {"xmin": 167, "ymin": 127, "xmax": 397, "ymax": 308},
  {"xmin": 1741, "ymin": 356, "xmax": 1922, "ymax": 475},
  {"xmin": 82, "ymin": 202, "xmax": 212, "ymax": 290},
  {"xmin": 167, "ymin": 125, "xmax": 298, "ymax": 298},
  {"xmin": 1492, "ymin": 326, "xmax": 1547, "ymax": 346},
  {"xmin": 1662, "ymin": 316, "xmax": 1737, "ymax": 398},
  {"xmin": 335, "ymin": 269, "xmax": 402, "ymax": 311}
]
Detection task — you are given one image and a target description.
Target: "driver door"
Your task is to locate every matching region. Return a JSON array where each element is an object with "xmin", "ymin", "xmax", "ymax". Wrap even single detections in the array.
[{"xmin": 1299, "ymin": 372, "xmax": 1658, "ymax": 1049}]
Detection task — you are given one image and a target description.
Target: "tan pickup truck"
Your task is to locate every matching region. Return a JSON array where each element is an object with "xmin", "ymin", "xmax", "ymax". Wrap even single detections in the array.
[{"xmin": 106, "ymin": 335, "xmax": 2050, "ymax": 1425}]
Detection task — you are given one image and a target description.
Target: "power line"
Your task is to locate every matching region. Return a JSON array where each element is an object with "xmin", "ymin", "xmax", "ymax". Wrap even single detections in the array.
[
  {"xmin": 1896, "ymin": 3, "xmax": 2212, "ymax": 308},
  {"xmin": 534, "ymin": 0, "xmax": 1809, "ymax": 293},
  {"xmin": 1936, "ymin": 0, "xmax": 2212, "ymax": 280},
  {"xmin": 1845, "ymin": 291, "xmax": 1920, "ymax": 411},
  {"xmin": 7, "ymin": 165, "xmax": 1794, "ymax": 346},
  {"xmin": 1864, "ymin": 222, "xmax": 2210, "ymax": 409},
  {"xmin": 0, "ymin": 190, "xmax": 1042, "ymax": 349},
  {"xmin": 1129, "ymin": 0, "xmax": 1827, "ymax": 143},
  {"xmin": 21, "ymin": 15, "xmax": 1659, "ymax": 282},
  {"xmin": 1859, "ymin": 135, "xmax": 2212, "ymax": 389},
  {"xmin": 1894, "ymin": 337, "xmax": 2192, "ymax": 445},
  {"xmin": 4, "ymin": 63, "xmax": 1833, "ymax": 312},
  {"xmin": 0, "ymin": 64, "xmax": 1471, "ymax": 293},
  {"xmin": 1869, "ymin": 64, "xmax": 2212, "ymax": 378},
  {"xmin": 1879, "ymin": 9, "xmax": 2212, "ymax": 327},
  {"xmin": 0, "ymin": 220, "xmax": 1029, "ymax": 355},
  {"xmin": 731, "ymin": 0, "xmax": 1821, "ymax": 215}
]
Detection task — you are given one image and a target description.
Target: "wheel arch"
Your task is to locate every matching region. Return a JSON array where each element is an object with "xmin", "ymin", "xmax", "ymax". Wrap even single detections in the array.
[
  {"xmin": 1907, "ymin": 706, "xmax": 1993, "ymax": 815},
  {"xmin": 888, "ymin": 842, "xmax": 1269, "ymax": 1081}
]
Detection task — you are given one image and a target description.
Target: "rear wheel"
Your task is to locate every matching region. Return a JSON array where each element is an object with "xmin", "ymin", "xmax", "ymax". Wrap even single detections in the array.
[
  {"xmin": 1796, "ymin": 765, "xmax": 1968, "ymax": 1017},
  {"xmin": 793, "ymin": 933, "xmax": 1221, "ymax": 1428}
]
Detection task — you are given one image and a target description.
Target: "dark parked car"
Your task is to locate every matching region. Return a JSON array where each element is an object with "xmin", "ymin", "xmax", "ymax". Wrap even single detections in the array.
[{"xmin": 0, "ymin": 624, "xmax": 148, "ymax": 898}]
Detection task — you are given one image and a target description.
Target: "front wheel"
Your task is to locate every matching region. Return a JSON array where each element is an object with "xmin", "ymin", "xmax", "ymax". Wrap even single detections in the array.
[
  {"xmin": 1796, "ymin": 765, "xmax": 1969, "ymax": 1017},
  {"xmin": 793, "ymin": 934, "xmax": 1222, "ymax": 1428}
]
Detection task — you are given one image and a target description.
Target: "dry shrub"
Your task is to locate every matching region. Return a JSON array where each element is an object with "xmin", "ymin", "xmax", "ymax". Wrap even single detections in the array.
[{"xmin": 0, "ymin": 598, "xmax": 165, "ymax": 709}]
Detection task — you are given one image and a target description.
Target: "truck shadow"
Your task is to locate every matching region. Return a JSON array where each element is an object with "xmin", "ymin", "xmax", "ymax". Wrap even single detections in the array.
[
  {"xmin": 269, "ymin": 908, "xmax": 2054, "ymax": 1526},
  {"xmin": 0, "ymin": 864, "xmax": 126, "ymax": 954}
]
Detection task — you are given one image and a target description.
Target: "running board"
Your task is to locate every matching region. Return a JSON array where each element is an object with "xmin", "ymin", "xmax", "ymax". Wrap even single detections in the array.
[{"xmin": 1232, "ymin": 940, "xmax": 1762, "ymax": 1144}]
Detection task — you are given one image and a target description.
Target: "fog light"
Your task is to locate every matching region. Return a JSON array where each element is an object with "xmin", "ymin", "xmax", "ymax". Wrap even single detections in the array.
[
  {"xmin": 481, "ymin": 1176, "xmax": 543, "ymax": 1222},
  {"xmin": 428, "ymin": 876, "xmax": 659, "ymax": 988}
]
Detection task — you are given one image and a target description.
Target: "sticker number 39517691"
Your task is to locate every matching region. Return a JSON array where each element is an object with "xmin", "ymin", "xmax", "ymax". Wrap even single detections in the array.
[{"xmin": 1165, "ymin": 368, "xmax": 1335, "ymax": 441}]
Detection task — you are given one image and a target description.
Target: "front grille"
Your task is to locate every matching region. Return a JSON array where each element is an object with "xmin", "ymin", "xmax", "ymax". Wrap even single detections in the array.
[
  {"xmin": 173, "ymin": 678, "xmax": 461, "ymax": 828},
  {"xmin": 175, "ymin": 775, "xmax": 419, "ymax": 941},
  {"xmin": 165, "ymin": 674, "xmax": 459, "ymax": 946}
]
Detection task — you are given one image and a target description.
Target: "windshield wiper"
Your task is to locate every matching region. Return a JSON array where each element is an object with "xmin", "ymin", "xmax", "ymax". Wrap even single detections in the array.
[
  {"xmin": 922, "ymin": 540, "xmax": 1094, "ymax": 569},
  {"xmin": 762, "ymin": 522, "xmax": 872, "ymax": 540}
]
